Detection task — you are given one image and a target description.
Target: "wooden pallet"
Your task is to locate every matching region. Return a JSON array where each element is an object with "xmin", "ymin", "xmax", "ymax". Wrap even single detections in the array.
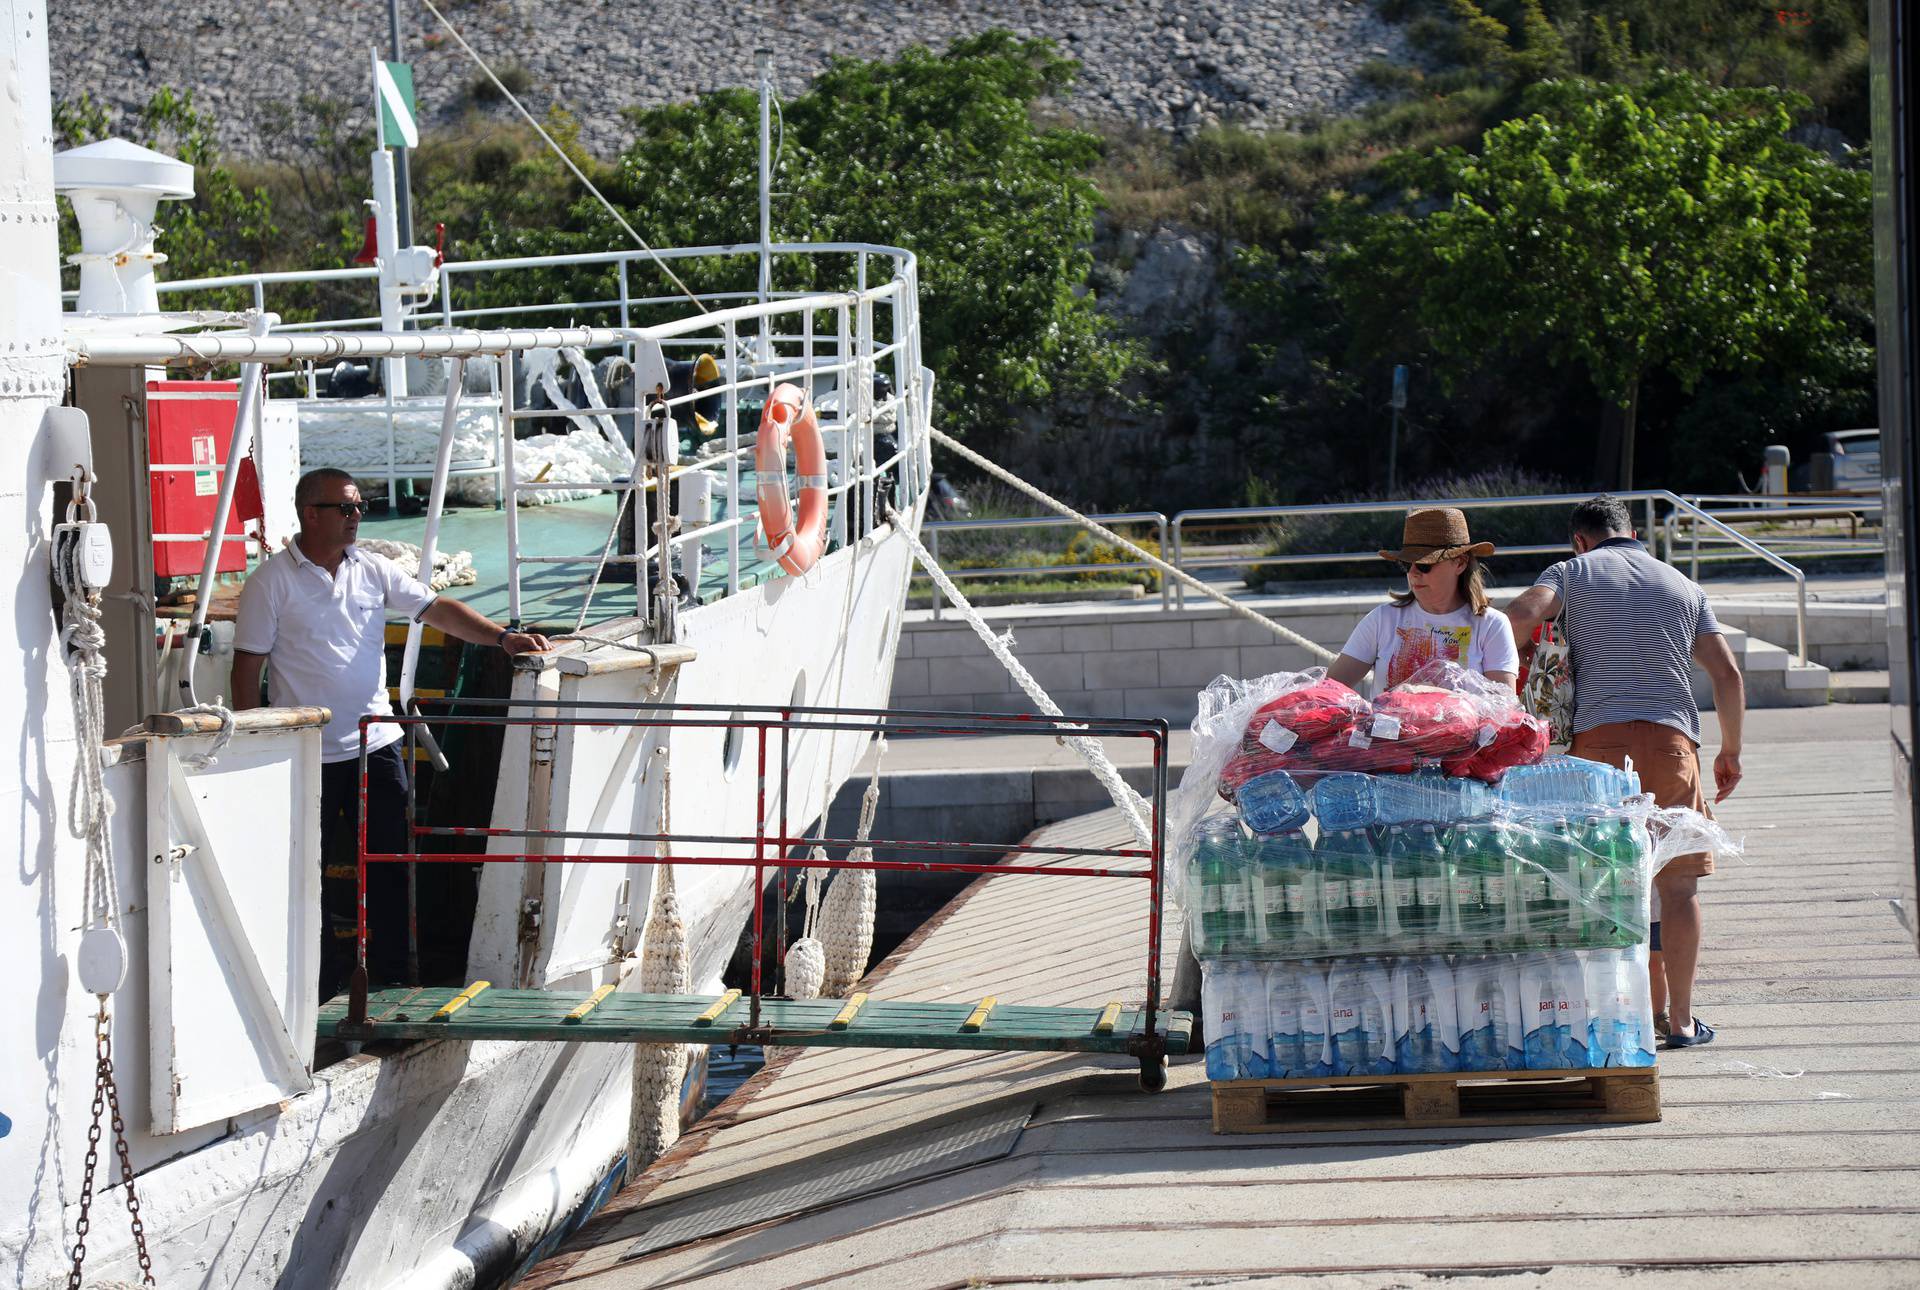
[{"xmin": 1211, "ymin": 1066, "xmax": 1660, "ymax": 1134}]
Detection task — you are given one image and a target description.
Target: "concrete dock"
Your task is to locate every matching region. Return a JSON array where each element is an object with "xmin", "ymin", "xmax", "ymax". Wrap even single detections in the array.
[{"xmin": 525, "ymin": 703, "xmax": 1920, "ymax": 1288}]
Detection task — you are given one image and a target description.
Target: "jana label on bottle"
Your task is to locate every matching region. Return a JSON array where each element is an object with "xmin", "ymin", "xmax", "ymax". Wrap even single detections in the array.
[
  {"xmin": 1417, "ymin": 876, "xmax": 1445, "ymax": 906},
  {"xmin": 1220, "ymin": 885, "xmax": 1248, "ymax": 912},
  {"xmin": 1285, "ymin": 882, "xmax": 1315, "ymax": 914},
  {"xmin": 1483, "ymin": 875, "xmax": 1507, "ymax": 903},
  {"xmin": 1321, "ymin": 879, "xmax": 1350, "ymax": 910},
  {"xmin": 1520, "ymin": 874, "xmax": 1549, "ymax": 903},
  {"xmin": 1349, "ymin": 877, "xmax": 1380, "ymax": 908},
  {"xmin": 1453, "ymin": 876, "xmax": 1480, "ymax": 904},
  {"xmin": 1388, "ymin": 877, "xmax": 1415, "ymax": 907},
  {"xmin": 1261, "ymin": 883, "xmax": 1289, "ymax": 913}
]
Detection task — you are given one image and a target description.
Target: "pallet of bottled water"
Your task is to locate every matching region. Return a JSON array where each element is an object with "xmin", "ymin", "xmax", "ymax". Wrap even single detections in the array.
[
  {"xmin": 1201, "ymin": 951, "xmax": 1663, "ymax": 1132},
  {"xmin": 1188, "ymin": 761, "xmax": 1653, "ymax": 961},
  {"xmin": 1175, "ymin": 669, "xmax": 1734, "ymax": 1130}
]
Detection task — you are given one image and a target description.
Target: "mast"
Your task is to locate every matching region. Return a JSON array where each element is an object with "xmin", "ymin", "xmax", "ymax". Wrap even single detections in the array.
[
  {"xmin": 757, "ymin": 49, "xmax": 773, "ymax": 306},
  {"xmin": 757, "ymin": 49, "xmax": 773, "ymax": 361},
  {"xmin": 387, "ymin": 0, "xmax": 415, "ymax": 247}
]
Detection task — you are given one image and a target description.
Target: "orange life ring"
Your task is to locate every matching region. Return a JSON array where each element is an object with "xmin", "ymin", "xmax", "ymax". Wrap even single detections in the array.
[{"xmin": 755, "ymin": 382, "xmax": 829, "ymax": 576}]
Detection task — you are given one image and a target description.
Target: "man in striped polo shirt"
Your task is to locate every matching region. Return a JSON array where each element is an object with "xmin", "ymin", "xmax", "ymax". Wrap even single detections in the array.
[{"xmin": 1506, "ymin": 496, "xmax": 1745, "ymax": 1049}]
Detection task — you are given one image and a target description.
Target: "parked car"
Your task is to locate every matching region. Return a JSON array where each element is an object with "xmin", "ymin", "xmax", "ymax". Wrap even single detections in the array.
[{"xmin": 1825, "ymin": 428, "xmax": 1881, "ymax": 494}]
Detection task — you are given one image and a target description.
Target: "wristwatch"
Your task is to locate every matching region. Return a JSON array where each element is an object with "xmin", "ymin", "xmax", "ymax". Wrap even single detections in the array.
[{"xmin": 496, "ymin": 627, "xmax": 512, "ymax": 648}]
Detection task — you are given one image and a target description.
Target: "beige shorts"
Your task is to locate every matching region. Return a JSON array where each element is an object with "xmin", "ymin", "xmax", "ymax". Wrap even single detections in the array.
[{"xmin": 1571, "ymin": 720, "xmax": 1714, "ymax": 879}]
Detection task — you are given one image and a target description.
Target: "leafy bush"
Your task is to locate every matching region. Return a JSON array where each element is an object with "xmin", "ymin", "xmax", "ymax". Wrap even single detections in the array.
[
  {"xmin": 1249, "ymin": 467, "xmax": 1577, "ymax": 586},
  {"xmin": 468, "ymin": 62, "xmax": 534, "ymax": 105},
  {"xmin": 457, "ymin": 32, "xmax": 1145, "ymax": 452},
  {"xmin": 929, "ymin": 515, "xmax": 1163, "ymax": 591}
]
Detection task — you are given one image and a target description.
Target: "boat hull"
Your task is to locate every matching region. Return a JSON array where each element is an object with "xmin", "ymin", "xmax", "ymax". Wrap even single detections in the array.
[{"xmin": 33, "ymin": 513, "xmax": 919, "ymax": 1290}]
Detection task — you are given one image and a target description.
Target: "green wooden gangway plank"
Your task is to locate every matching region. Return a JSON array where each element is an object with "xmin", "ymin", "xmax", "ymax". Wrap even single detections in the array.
[{"xmin": 319, "ymin": 987, "xmax": 1192, "ymax": 1057}]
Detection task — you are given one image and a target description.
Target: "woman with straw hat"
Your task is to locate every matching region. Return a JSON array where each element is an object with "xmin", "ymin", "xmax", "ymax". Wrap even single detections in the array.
[{"xmin": 1328, "ymin": 507, "xmax": 1519, "ymax": 694}]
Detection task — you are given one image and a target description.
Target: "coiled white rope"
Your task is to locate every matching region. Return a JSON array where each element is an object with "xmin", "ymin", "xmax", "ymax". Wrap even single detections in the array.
[
  {"xmin": 819, "ymin": 740, "xmax": 883, "ymax": 999},
  {"xmin": 927, "ymin": 427, "xmax": 1337, "ymax": 663},
  {"xmin": 887, "ymin": 505, "xmax": 1153, "ymax": 848},
  {"xmin": 176, "ymin": 703, "xmax": 236, "ymax": 770},
  {"xmin": 630, "ymin": 754, "xmax": 690, "ymax": 1170},
  {"xmin": 769, "ymin": 863, "xmax": 829, "ymax": 1065}
]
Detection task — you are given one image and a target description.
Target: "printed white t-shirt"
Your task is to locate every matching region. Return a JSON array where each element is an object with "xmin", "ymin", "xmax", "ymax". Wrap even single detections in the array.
[{"xmin": 1338, "ymin": 601, "xmax": 1520, "ymax": 693}]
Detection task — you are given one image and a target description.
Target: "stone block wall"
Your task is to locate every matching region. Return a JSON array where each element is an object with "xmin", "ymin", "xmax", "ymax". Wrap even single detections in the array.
[{"xmin": 891, "ymin": 599, "xmax": 1365, "ymax": 723}]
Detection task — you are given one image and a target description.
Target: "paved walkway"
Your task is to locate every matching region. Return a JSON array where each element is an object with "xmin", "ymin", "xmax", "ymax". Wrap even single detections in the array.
[{"xmin": 527, "ymin": 704, "xmax": 1920, "ymax": 1288}]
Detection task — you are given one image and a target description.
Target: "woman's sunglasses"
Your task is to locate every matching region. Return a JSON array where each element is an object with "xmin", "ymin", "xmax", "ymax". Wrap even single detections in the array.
[
  {"xmin": 310, "ymin": 500, "xmax": 369, "ymax": 516},
  {"xmin": 1392, "ymin": 558, "xmax": 1443, "ymax": 575}
]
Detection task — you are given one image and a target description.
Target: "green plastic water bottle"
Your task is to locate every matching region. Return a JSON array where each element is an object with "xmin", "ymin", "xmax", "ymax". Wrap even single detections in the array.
[
  {"xmin": 1541, "ymin": 817, "xmax": 1581, "ymax": 949},
  {"xmin": 1509, "ymin": 818, "xmax": 1555, "ymax": 950},
  {"xmin": 1609, "ymin": 815, "xmax": 1647, "ymax": 947},
  {"xmin": 1446, "ymin": 822, "xmax": 1501, "ymax": 952},
  {"xmin": 1251, "ymin": 829, "xmax": 1316, "ymax": 955},
  {"xmin": 1192, "ymin": 817, "xmax": 1249, "ymax": 955},
  {"xmin": 1389, "ymin": 824, "xmax": 1448, "ymax": 952},
  {"xmin": 1314, "ymin": 827, "xmax": 1379, "ymax": 955},
  {"xmin": 1574, "ymin": 814, "xmax": 1612, "ymax": 949}
]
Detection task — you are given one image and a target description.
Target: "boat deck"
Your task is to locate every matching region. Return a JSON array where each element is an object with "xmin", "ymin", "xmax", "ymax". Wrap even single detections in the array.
[
  {"xmin": 355, "ymin": 491, "xmax": 784, "ymax": 625},
  {"xmin": 523, "ymin": 703, "xmax": 1920, "ymax": 1288}
]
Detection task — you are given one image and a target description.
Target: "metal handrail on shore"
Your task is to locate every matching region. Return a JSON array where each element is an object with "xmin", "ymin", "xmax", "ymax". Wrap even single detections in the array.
[
  {"xmin": 919, "ymin": 513, "xmax": 1171, "ymax": 616},
  {"xmin": 1144, "ymin": 492, "xmax": 1815, "ymax": 666},
  {"xmin": 1663, "ymin": 497, "xmax": 1882, "ymax": 582}
]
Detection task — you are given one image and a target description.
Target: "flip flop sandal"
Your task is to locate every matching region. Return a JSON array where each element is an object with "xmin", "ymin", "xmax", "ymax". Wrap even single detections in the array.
[{"xmin": 1663, "ymin": 1018, "xmax": 1715, "ymax": 1048}]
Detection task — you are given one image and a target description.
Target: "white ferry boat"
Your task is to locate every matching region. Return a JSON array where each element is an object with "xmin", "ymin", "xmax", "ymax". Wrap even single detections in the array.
[{"xmin": 2, "ymin": 10, "xmax": 931, "ymax": 1286}]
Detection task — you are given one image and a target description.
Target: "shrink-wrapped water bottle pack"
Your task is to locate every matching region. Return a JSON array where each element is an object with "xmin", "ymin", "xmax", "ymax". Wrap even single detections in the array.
[{"xmin": 1171, "ymin": 662, "xmax": 1736, "ymax": 1083}]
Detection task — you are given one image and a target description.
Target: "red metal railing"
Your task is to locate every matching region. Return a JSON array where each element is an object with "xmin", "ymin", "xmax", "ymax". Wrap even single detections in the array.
[{"xmin": 351, "ymin": 699, "xmax": 1172, "ymax": 1055}]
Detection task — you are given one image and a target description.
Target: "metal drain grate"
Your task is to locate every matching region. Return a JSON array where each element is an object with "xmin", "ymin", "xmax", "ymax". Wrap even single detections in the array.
[{"xmin": 620, "ymin": 1103, "xmax": 1032, "ymax": 1261}]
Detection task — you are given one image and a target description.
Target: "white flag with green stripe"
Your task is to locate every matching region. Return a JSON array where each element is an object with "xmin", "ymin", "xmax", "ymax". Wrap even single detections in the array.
[{"xmin": 374, "ymin": 58, "xmax": 418, "ymax": 149}]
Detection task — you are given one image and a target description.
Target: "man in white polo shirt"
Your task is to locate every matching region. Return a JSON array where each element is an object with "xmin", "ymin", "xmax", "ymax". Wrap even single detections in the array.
[{"xmin": 232, "ymin": 467, "xmax": 550, "ymax": 996}]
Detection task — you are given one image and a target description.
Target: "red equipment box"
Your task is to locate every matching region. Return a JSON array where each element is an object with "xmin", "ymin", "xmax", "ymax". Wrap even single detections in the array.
[{"xmin": 147, "ymin": 380, "xmax": 261, "ymax": 579}]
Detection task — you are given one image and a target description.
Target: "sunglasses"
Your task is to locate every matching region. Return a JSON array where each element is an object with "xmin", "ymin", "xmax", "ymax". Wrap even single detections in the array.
[
  {"xmin": 1392, "ymin": 558, "xmax": 1443, "ymax": 575},
  {"xmin": 310, "ymin": 500, "xmax": 369, "ymax": 516}
]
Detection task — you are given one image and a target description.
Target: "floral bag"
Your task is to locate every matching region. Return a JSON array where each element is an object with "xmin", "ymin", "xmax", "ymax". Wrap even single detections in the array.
[{"xmin": 1518, "ymin": 620, "xmax": 1574, "ymax": 749}]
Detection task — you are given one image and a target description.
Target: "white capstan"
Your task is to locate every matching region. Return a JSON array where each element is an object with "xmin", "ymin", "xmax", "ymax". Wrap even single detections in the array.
[{"xmin": 233, "ymin": 542, "xmax": 436, "ymax": 761}]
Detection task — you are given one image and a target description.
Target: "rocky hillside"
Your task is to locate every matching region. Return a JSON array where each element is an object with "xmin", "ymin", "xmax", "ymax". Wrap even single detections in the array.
[{"xmin": 51, "ymin": 0, "xmax": 1417, "ymax": 157}]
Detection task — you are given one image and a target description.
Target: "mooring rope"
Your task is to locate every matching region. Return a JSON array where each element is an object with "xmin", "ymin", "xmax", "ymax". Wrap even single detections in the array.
[
  {"xmin": 928, "ymin": 427, "xmax": 1338, "ymax": 664},
  {"xmin": 887, "ymin": 505, "xmax": 1153, "ymax": 848}
]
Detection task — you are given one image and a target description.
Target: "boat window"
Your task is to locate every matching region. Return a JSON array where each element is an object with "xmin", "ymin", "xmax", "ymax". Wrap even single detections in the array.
[{"xmin": 721, "ymin": 708, "xmax": 747, "ymax": 781}]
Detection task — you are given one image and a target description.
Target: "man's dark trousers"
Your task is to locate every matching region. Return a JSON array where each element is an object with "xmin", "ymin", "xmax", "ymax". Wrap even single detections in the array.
[{"xmin": 318, "ymin": 742, "xmax": 411, "ymax": 1000}]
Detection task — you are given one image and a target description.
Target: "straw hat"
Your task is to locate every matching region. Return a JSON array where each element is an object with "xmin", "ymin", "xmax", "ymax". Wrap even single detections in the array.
[{"xmin": 1378, "ymin": 507, "xmax": 1496, "ymax": 564}]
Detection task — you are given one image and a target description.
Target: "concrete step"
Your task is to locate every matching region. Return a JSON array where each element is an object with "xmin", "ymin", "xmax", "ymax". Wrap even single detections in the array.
[
  {"xmin": 1830, "ymin": 669, "xmax": 1892, "ymax": 704},
  {"xmin": 1694, "ymin": 625, "xmax": 1832, "ymax": 710}
]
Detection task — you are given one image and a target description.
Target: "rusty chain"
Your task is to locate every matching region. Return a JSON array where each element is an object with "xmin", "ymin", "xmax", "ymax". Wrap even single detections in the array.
[{"xmin": 67, "ymin": 1000, "xmax": 155, "ymax": 1288}]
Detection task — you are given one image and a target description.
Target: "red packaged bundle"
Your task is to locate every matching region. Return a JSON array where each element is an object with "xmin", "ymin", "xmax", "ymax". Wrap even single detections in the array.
[
  {"xmin": 1443, "ymin": 709, "xmax": 1552, "ymax": 781},
  {"xmin": 1220, "ymin": 677, "xmax": 1369, "ymax": 797},
  {"xmin": 1367, "ymin": 685, "xmax": 1483, "ymax": 761}
]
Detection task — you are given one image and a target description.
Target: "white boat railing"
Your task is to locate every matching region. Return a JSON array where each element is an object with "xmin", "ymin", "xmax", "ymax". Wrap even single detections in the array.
[{"xmin": 77, "ymin": 240, "xmax": 931, "ymax": 638}]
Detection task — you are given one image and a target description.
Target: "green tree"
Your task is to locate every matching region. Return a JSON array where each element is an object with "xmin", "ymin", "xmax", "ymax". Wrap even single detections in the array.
[
  {"xmin": 1325, "ymin": 72, "xmax": 1869, "ymax": 486},
  {"xmin": 459, "ymin": 32, "xmax": 1142, "ymax": 448}
]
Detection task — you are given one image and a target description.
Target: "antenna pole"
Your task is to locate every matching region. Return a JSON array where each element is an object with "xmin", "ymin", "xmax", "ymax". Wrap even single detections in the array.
[
  {"xmin": 388, "ymin": 0, "xmax": 415, "ymax": 249},
  {"xmin": 757, "ymin": 50, "xmax": 773, "ymax": 307}
]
